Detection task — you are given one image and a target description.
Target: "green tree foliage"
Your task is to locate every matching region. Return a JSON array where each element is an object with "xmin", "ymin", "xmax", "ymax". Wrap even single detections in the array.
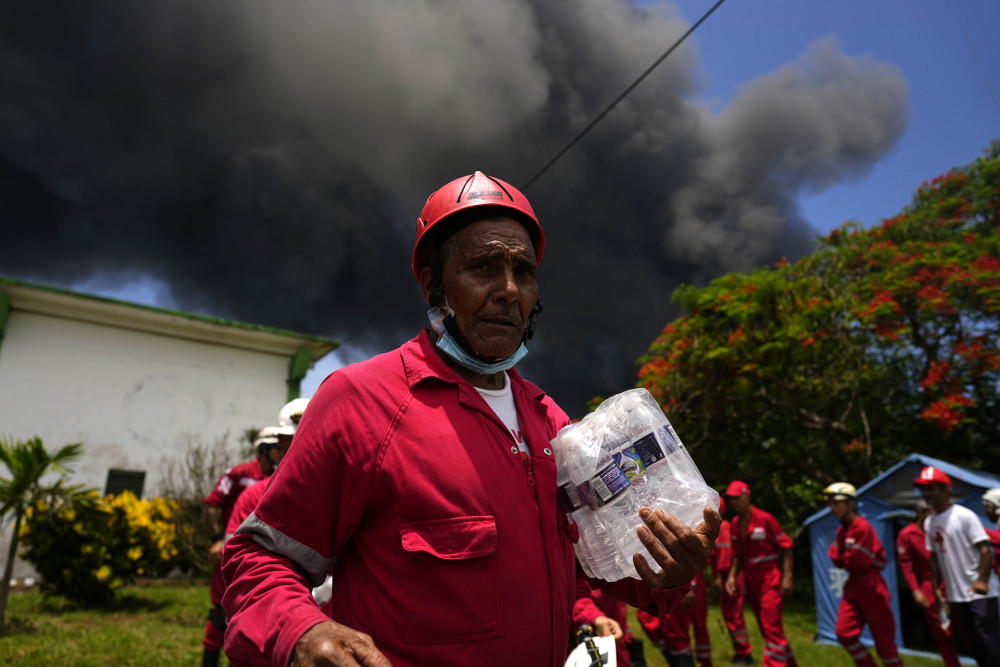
[
  {"xmin": 638, "ymin": 142, "xmax": 1000, "ymax": 525},
  {"xmin": 0, "ymin": 436, "xmax": 96, "ymax": 634}
]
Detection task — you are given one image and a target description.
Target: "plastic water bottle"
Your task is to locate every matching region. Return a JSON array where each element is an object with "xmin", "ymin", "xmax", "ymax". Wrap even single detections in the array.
[
  {"xmin": 552, "ymin": 388, "xmax": 719, "ymax": 582},
  {"xmin": 940, "ymin": 604, "xmax": 950, "ymax": 631},
  {"xmin": 556, "ymin": 449, "xmax": 598, "ymax": 579},
  {"xmin": 560, "ymin": 429, "xmax": 630, "ymax": 580}
]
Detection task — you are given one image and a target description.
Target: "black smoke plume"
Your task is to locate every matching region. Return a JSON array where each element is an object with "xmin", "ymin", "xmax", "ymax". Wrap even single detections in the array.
[{"xmin": 0, "ymin": 1, "xmax": 908, "ymax": 414}]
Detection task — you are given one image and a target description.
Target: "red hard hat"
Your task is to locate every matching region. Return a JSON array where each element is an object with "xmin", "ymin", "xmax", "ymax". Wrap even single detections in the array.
[
  {"xmin": 411, "ymin": 171, "xmax": 544, "ymax": 282},
  {"xmin": 914, "ymin": 466, "xmax": 953, "ymax": 488}
]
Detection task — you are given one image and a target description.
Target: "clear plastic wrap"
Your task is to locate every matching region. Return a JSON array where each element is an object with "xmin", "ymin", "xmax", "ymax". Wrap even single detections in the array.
[{"xmin": 554, "ymin": 388, "xmax": 719, "ymax": 581}]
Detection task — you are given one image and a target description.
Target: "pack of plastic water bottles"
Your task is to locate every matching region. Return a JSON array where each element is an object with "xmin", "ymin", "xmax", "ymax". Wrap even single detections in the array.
[{"xmin": 553, "ymin": 388, "xmax": 719, "ymax": 582}]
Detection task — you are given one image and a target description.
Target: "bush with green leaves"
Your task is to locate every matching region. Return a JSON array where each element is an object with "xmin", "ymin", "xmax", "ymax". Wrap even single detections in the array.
[{"xmin": 18, "ymin": 490, "xmax": 194, "ymax": 606}]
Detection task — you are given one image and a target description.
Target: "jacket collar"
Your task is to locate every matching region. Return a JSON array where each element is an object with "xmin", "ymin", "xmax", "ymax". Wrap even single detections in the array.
[{"xmin": 402, "ymin": 329, "xmax": 548, "ymax": 404}]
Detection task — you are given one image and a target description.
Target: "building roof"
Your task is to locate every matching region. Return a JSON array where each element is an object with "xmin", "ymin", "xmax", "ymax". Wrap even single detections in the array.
[{"xmin": 0, "ymin": 276, "xmax": 339, "ymax": 361}]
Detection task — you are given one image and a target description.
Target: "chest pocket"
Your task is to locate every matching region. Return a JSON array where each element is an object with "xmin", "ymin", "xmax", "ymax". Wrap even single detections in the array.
[{"xmin": 399, "ymin": 516, "xmax": 502, "ymax": 644}]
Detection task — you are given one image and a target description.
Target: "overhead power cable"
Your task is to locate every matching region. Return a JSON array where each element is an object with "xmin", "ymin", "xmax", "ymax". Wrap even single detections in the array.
[{"xmin": 521, "ymin": 0, "xmax": 729, "ymax": 192}]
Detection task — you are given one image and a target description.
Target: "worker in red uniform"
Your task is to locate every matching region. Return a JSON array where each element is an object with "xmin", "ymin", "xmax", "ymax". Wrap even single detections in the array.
[
  {"xmin": 712, "ymin": 496, "xmax": 753, "ymax": 664},
  {"xmin": 635, "ymin": 569, "xmax": 710, "ymax": 667},
  {"xmin": 824, "ymin": 482, "xmax": 901, "ymax": 667},
  {"xmin": 636, "ymin": 598, "xmax": 693, "ymax": 667},
  {"xmin": 221, "ymin": 171, "xmax": 721, "ymax": 666},
  {"xmin": 202, "ymin": 425, "xmax": 285, "ymax": 667},
  {"xmin": 689, "ymin": 571, "xmax": 711, "ymax": 667},
  {"xmin": 896, "ymin": 498, "xmax": 960, "ymax": 667},
  {"xmin": 725, "ymin": 480, "xmax": 797, "ymax": 667},
  {"xmin": 573, "ymin": 580, "xmax": 647, "ymax": 667}
]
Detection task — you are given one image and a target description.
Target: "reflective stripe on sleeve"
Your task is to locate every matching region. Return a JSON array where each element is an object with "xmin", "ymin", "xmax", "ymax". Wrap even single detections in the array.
[{"xmin": 236, "ymin": 511, "xmax": 337, "ymax": 587}]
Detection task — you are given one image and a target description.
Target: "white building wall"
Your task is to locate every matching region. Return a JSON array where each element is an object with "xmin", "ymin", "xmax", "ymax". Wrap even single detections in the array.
[
  {"xmin": 0, "ymin": 303, "xmax": 319, "ymax": 580},
  {"xmin": 0, "ymin": 310, "xmax": 292, "ymax": 494}
]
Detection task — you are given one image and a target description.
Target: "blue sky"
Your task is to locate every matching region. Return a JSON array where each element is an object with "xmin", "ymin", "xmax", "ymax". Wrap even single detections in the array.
[
  {"xmin": 668, "ymin": 0, "xmax": 999, "ymax": 234},
  {"xmin": 64, "ymin": 0, "xmax": 1000, "ymax": 397}
]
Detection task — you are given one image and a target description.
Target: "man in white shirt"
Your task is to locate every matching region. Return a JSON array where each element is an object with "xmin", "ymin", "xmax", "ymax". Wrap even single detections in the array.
[{"xmin": 915, "ymin": 466, "xmax": 1000, "ymax": 667}]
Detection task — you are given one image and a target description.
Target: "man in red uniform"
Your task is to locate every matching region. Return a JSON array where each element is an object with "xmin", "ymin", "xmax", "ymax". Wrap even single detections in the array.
[
  {"xmin": 725, "ymin": 480, "xmax": 797, "ymax": 667},
  {"xmin": 221, "ymin": 171, "xmax": 721, "ymax": 666},
  {"xmin": 824, "ymin": 482, "xmax": 901, "ymax": 667},
  {"xmin": 712, "ymin": 496, "xmax": 753, "ymax": 664},
  {"xmin": 635, "ymin": 570, "xmax": 709, "ymax": 667},
  {"xmin": 689, "ymin": 571, "xmax": 711, "ymax": 667},
  {"xmin": 896, "ymin": 498, "xmax": 960, "ymax": 667},
  {"xmin": 637, "ymin": 600, "xmax": 694, "ymax": 667},
  {"xmin": 202, "ymin": 426, "xmax": 285, "ymax": 667}
]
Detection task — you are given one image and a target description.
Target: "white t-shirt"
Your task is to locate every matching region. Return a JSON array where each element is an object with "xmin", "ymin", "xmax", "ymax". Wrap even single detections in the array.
[
  {"xmin": 924, "ymin": 503, "xmax": 999, "ymax": 602},
  {"xmin": 475, "ymin": 373, "xmax": 529, "ymax": 454}
]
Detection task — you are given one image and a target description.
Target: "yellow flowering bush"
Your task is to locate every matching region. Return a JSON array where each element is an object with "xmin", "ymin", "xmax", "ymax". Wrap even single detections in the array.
[{"xmin": 19, "ymin": 491, "xmax": 195, "ymax": 606}]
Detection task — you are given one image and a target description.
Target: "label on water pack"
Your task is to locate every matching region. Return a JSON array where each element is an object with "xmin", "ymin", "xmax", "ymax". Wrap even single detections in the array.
[
  {"xmin": 611, "ymin": 430, "xmax": 669, "ymax": 480},
  {"xmin": 589, "ymin": 461, "xmax": 631, "ymax": 506},
  {"xmin": 559, "ymin": 481, "xmax": 586, "ymax": 513}
]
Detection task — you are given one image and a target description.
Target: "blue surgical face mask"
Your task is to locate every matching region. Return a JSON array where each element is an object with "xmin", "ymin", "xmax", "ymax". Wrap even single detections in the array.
[{"xmin": 427, "ymin": 302, "xmax": 528, "ymax": 374}]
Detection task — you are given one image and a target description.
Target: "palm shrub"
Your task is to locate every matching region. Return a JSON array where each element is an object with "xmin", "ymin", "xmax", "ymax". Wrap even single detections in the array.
[{"xmin": 0, "ymin": 436, "xmax": 96, "ymax": 634}]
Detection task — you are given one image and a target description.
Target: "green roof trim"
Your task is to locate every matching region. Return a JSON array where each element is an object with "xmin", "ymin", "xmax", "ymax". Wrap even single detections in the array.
[
  {"xmin": 0, "ymin": 275, "xmax": 340, "ymax": 349},
  {"xmin": 287, "ymin": 346, "xmax": 314, "ymax": 401}
]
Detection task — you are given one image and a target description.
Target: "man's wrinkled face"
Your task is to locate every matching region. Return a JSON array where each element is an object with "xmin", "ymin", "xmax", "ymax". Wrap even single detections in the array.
[
  {"xmin": 430, "ymin": 218, "xmax": 539, "ymax": 360},
  {"xmin": 984, "ymin": 502, "xmax": 999, "ymax": 522}
]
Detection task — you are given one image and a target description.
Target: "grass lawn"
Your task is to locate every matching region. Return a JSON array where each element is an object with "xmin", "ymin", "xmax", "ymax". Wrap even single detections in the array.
[
  {"xmin": 628, "ymin": 596, "xmax": 950, "ymax": 666},
  {"xmin": 1, "ymin": 581, "xmax": 953, "ymax": 665},
  {"xmin": 1, "ymin": 580, "xmax": 215, "ymax": 666}
]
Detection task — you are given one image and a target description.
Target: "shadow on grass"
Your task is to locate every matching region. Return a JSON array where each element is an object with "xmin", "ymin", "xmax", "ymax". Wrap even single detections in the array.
[
  {"xmin": 35, "ymin": 592, "xmax": 169, "ymax": 615},
  {"xmin": 1, "ymin": 617, "xmax": 39, "ymax": 637}
]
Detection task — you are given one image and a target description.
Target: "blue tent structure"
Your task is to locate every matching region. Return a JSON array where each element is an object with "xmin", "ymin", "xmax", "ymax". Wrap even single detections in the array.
[{"xmin": 802, "ymin": 453, "xmax": 1000, "ymax": 661}]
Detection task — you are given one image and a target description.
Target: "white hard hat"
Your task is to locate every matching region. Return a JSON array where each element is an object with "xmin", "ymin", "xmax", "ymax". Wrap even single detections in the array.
[
  {"xmin": 254, "ymin": 426, "xmax": 282, "ymax": 453},
  {"xmin": 277, "ymin": 398, "xmax": 310, "ymax": 435},
  {"xmin": 823, "ymin": 482, "xmax": 858, "ymax": 501},
  {"xmin": 983, "ymin": 488, "xmax": 1000, "ymax": 509}
]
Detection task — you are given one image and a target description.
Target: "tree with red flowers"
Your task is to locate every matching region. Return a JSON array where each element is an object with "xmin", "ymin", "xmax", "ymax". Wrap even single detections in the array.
[{"xmin": 638, "ymin": 142, "xmax": 1000, "ymax": 523}]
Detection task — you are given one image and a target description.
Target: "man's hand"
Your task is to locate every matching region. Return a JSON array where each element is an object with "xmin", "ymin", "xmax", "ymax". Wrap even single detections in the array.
[
  {"xmin": 970, "ymin": 580, "xmax": 990, "ymax": 596},
  {"xmin": 780, "ymin": 573, "xmax": 794, "ymax": 600},
  {"xmin": 291, "ymin": 621, "xmax": 393, "ymax": 666},
  {"xmin": 681, "ymin": 588, "xmax": 696, "ymax": 608},
  {"xmin": 724, "ymin": 572, "xmax": 737, "ymax": 597},
  {"xmin": 593, "ymin": 616, "xmax": 623, "ymax": 640},
  {"xmin": 912, "ymin": 590, "xmax": 930, "ymax": 609},
  {"xmin": 711, "ymin": 573, "xmax": 723, "ymax": 596},
  {"xmin": 633, "ymin": 506, "xmax": 721, "ymax": 589},
  {"xmin": 209, "ymin": 540, "xmax": 224, "ymax": 566}
]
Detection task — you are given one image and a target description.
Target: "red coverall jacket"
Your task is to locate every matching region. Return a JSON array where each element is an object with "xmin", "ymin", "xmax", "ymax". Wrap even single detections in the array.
[
  {"xmin": 827, "ymin": 515, "xmax": 887, "ymax": 585},
  {"xmin": 205, "ymin": 458, "xmax": 267, "ymax": 528},
  {"xmin": 222, "ymin": 330, "xmax": 688, "ymax": 667},
  {"xmin": 896, "ymin": 522, "xmax": 933, "ymax": 593},
  {"xmin": 732, "ymin": 506, "xmax": 793, "ymax": 585}
]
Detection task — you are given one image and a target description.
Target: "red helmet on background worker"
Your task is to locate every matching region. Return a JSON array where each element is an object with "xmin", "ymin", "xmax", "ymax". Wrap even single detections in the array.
[
  {"xmin": 411, "ymin": 171, "xmax": 545, "ymax": 282},
  {"xmin": 913, "ymin": 466, "xmax": 953, "ymax": 488}
]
